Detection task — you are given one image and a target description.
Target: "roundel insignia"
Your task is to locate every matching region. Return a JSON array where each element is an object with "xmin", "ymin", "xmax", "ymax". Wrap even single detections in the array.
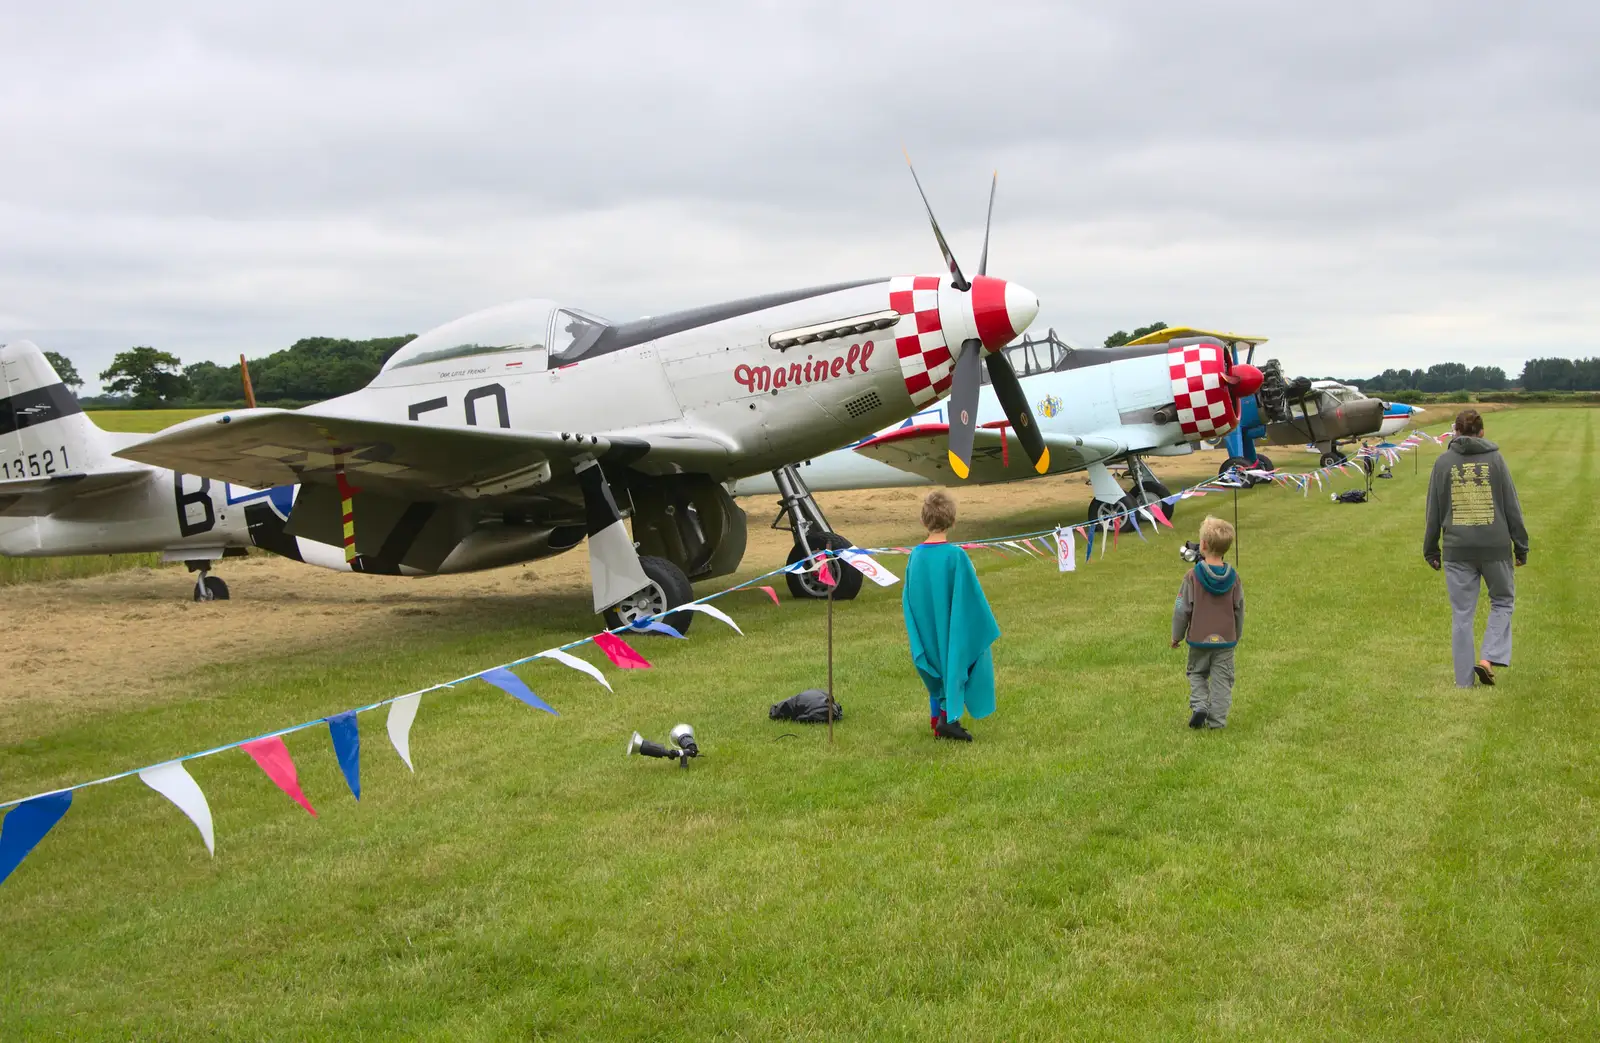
[{"xmin": 960, "ymin": 409, "xmax": 970, "ymax": 425}]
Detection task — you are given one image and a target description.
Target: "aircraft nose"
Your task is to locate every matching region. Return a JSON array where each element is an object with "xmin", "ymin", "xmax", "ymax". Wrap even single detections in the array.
[
  {"xmin": 969, "ymin": 276, "xmax": 1040, "ymax": 349},
  {"xmin": 1231, "ymin": 363, "xmax": 1264, "ymax": 399}
]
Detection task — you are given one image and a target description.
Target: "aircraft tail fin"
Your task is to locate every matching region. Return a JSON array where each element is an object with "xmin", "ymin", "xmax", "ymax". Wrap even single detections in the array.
[{"xmin": 0, "ymin": 340, "xmax": 116, "ymax": 475}]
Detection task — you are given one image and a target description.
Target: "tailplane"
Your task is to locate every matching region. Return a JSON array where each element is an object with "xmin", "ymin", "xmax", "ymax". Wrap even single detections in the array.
[{"xmin": 0, "ymin": 340, "xmax": 116, "ymax": 475}]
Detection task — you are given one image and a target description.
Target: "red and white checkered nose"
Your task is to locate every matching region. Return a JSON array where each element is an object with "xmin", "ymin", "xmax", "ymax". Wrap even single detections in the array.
[{"xmin": 969, "ymin": 276, "xmax": 1040, "ymax": 350}]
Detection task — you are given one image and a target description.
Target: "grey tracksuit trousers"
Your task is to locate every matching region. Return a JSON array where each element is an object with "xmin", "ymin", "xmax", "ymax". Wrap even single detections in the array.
[
  {"xmin": 1444, "ymin": 559, "xmax": 1515, "ymax": 687},
  {"xmin": 1186, "ymin": 646, "xmax": 1235, "ymax": 727}
]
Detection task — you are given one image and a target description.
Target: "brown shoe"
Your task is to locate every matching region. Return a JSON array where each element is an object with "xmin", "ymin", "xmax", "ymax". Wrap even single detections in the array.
[{"xmin": 1474, "ymin": 660, "xmax": 1496, "ymax": 686}]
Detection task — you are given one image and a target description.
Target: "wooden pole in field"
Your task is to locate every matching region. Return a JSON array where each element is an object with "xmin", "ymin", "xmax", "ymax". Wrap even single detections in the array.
[{"xmin": 825, "ymin": 550, "xmax": 836, "ymax": 745}]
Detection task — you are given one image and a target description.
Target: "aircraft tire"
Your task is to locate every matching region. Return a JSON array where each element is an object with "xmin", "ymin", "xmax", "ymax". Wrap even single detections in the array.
[
  {"xmin": 1087, "ymin": 498, "xmax": 1123, "ymax": 524},
  {"xmin": 603, "ymin": 555, "xmax": 695, "ymax": 636},
  {"xmin": 1252, "ymin": 453, "xmax": 1274, "ymax": 472},
  {"xmin": 784, "ymin": 533, "xmax": 863, "ymax": 601},
  {"xmin": 1133, "ymin": 480, "xmax": 1175, "ymax": 520},
  {"xmin": 1219, "ymin": 456, "xmax": 1253, "ymax": 479},
  {"xmin": 194, "ymin": 576, "xmax": 230, "ymax": 602},
  {"xmin": 1320, "ymin": 451, "xmax": 1347, "ymax": 468}
]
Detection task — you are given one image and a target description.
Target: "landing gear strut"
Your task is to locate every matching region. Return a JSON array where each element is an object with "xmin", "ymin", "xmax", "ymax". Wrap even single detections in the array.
[
  {"xmin": 186, "ymin": 560, "xmax": 230, "ymax": 602},
  {"xmin": 769, "ymin": 464, "xmax": 863, "ymax": 601},
  {"xmin": 1085, "ymin": 456, "xmax": 1176, "ymax": 524}
]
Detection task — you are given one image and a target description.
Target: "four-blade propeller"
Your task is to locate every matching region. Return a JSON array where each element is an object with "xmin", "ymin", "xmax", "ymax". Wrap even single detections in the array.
[{"xmin": 904, "ymin": 155, "xmax": 1049, "ymax": 480}]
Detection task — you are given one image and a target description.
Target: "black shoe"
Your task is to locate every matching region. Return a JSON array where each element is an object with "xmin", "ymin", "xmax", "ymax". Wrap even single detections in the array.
[
  {"xmin": 1188, "ymin": 710, "xmax": 1206, "ymax": 729},
  {"xmin": 935, "ymin": 719, "xmax": 974, "ymax": 742},
  {"xmin": 1474, "ymin": 661, "xmax": 1496, "ymax": 686}
]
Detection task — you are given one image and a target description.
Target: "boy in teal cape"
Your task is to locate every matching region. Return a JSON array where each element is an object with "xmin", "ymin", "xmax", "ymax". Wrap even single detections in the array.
[{"xmin": 903, "ymin": 491, "xmax": 1001, "ymax": 742}]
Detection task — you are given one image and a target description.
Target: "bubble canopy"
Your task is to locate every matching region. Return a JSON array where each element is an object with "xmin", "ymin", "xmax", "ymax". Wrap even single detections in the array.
[{"xmin": 382, "ymin": 299, "xmax": 612, "ymax": 372}]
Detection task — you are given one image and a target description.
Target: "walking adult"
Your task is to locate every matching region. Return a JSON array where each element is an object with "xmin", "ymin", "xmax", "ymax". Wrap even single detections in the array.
[{"xmin": 1423, "ymin": 408, "xmax": 1529, "ymax": 687}]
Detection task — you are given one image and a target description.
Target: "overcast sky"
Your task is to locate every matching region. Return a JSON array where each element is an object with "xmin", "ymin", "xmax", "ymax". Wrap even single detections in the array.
[{"xmin": 2, "ymin": 1, "xmax": 1596, "ymax": 392}]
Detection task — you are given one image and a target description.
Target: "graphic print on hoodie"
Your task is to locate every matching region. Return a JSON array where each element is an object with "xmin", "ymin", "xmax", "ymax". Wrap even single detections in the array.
[{"xmin": 1423, "ymin": 435, "xmax": 1529, "ymax": 563}]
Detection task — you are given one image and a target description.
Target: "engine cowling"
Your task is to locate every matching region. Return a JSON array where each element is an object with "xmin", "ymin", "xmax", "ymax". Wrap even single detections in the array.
[{"xmin": 1164, "ymin": 339, "xmax": 1263, "ymax": 441}]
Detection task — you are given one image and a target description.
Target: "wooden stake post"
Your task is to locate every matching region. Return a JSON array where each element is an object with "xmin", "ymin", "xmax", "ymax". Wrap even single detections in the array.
[{"xmin": 825, "ymin": 549, "xmax": 836, "ymax": 744}]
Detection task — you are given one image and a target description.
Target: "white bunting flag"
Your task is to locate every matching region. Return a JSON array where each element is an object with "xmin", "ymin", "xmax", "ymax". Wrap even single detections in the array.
[
  {"xmin": 1055, "ymin": 527, "xmax": 1076, "ymax": 572},
  {"xmin": 139, "ymin": 761, "xmax": 215, "ymax": 856},
  {"xmin": 536, "ymin": 648, "xmax": 614, "ymax": 691},
  {"xmin": 840, "ymin": 548, "xmax": 900, "ymax": 586},
  {"xmin": 680, "ymin": 602, "xmax": 743, "ymax": 635},
  {"xmin": 387, "ymin": 693, "xmax": 423, "ymax": 772}
]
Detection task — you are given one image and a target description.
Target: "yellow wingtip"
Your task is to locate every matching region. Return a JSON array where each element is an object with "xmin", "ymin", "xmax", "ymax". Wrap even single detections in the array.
[
  {"xmin": 947, "ymin": 451, "xmax": 970, "ymax": 480},
  {"xmin": 1034, "ymin": 448, "xmax": 1051, "ymax": 475}
]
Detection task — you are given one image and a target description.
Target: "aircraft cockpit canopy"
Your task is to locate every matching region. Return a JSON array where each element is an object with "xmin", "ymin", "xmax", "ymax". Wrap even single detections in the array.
[
  {"xmin": 382, "ymin": 300, "xmax": 615, "ymax": 373},
  {"xmin": 981, "ymin": 331, "xmax": 1090, "ymax": 384}
]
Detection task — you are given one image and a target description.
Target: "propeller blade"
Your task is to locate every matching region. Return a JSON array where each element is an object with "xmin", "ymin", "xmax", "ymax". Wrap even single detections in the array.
[
  {"xmin": 984, "ymin": 350, "xmax": 1051, "ymax": 474},
  {"xmin": 977, "ymin": 171, "xmax": 997, "ymax": 277},
  {"xmin": 903, "ymin": 148, "xmax": 968, "ymax": 291},
  {"xmin": 946, "ymin": 339, "xmax": 983, "ymax": 479}
]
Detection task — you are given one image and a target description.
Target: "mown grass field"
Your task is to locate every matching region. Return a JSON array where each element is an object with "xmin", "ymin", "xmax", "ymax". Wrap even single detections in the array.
[
  {"xmin": 1, "ymin": 408, "xmax": 1595, "ymax": 1040},
  {"xmin": 84, "ymin": 408, "xmax": 222, "ymax": 434}
]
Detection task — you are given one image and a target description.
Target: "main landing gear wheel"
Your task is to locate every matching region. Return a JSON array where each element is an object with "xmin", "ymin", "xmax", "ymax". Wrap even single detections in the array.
[
  {"xmin": 785, "ymin": 532, "xmax": 864, "ymax": 601},
  {"xmin": 192, "ymin": 575, "xmax": 229, "ymax": 602},
  {"xmin": 1320, "ymin": 450, "xmax": 1347, "ymax": 468},
  {"xmin": 603, "ymin": 555, "xmax": 695, "ymax": 636},
  {"xmin": 1132, "ymin": 479, "xmax": 1175, "ymax": 520},
  {"xmin": 1252, "ymin": 453, "xmax": 1274, "ymax": 472}
]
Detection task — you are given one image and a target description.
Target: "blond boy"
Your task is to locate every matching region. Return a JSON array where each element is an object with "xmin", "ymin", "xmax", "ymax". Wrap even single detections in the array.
[{"xmin": 1171, "ymin": 516, "xmax": 1245, "ymax": 729}]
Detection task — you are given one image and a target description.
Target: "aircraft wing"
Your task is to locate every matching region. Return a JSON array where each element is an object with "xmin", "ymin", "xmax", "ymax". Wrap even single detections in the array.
[
  {"xmin": 1126, "ymin": 327, "xmax": 1269, "ymax": 347},
  {"xmin": 0, "ymin": 470, "xmax": 150, "ymax": 517},
  {"xmin": 853, "ymin": 423, "xmax": 1125, "ymax": 484},
  {"xmin": 113, "ymin": 408, "xmax": 735, "ymax": 501}
]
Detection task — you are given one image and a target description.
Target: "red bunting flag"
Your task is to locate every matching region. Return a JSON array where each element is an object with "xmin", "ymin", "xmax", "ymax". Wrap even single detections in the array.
[
  {"xmin": 241, "ymin": 736, "xmax": 317, "ymax": 817},
  {"xmin": 817, "ymin": 557, "xmax": 837, "ymax": 587},
  {"xmin": 757, "ymin": 585, "xmax": 778, "ymax": 605},
  {"xmin": 593, "ymin": 632, "xmax": 652, "ymax": 669},
  {"xmin": 1148, "ymin": 503, "xmax": 1173, "ymax": 529}
]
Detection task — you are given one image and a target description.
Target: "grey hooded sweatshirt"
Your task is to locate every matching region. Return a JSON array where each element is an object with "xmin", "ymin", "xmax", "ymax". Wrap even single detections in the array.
[{"xmin": 1423, "ymin": 436, "xmax": 1528, "ymax": 563}]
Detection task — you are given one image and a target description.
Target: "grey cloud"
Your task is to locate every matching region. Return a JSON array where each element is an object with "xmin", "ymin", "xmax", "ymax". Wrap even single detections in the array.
[{"xmin": 2, "ymin": 0, "xmax": 1597, "ymax": 390}]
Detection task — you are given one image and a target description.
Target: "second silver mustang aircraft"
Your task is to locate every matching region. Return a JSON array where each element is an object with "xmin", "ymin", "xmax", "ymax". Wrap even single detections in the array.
[{"xmin": 116, "ymin": 174, "xmax": 1044, "ymax": 632}]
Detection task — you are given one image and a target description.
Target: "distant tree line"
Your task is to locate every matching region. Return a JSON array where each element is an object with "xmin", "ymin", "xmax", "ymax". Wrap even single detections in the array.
[
  {"xmin": 1353, "ymin": 363, "xmax": 1509, "ymax": 394},
  {"xmin": 64, "ymin": 335, "xmax": 415, "ymax": 408},
  {"xmin": 1350, "ymin": 358, "xmax": 1600, "ymax": 394},
  {"xmin": 1516, "ymin": 357, "xmax": 1600, "ymax": 391}
]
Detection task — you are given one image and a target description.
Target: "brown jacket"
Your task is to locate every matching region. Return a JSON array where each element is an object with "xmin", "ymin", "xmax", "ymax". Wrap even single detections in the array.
[{"xmin": 1172, "ymin": 563, "xmax": 1244, "ymax": 648}]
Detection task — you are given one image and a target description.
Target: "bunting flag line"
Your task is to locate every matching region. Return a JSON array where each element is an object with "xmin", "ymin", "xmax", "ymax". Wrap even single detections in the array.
[
  {"xmin": 241, "ymin": 737, "xmax": 317, "ymax": 817},
  {"xmin": 0, "ymin": 792, "xmax": 72, "ymax": 886},
  {"xmin": 593, "ymin": 632, "xmax": 652, "ymax": 670},
  {"xmin": 480, "ymin": 667, "xmax": 560, "ymax": 716},
  {"xmin": 681, "ymin": 602, "xmax": 743, "ymax": 634},
  {"xmin": 633, "ymin": 619, "xmax": 686, "ymax": 639},
  {"xmin": 387, "ymin": 693, "xmax": 422, "ymax": 772},
  {"xmin": 326, "ymin": 712, "xmax": 362, "ymax": 800},
  {"xmin": 840, "ymin": 548, "xmax": 900, "ymax": 587},
  {"xmin": 537, "ymin": 648, "xmax": 613, "ymax": 691},
  {"xmin": 139, "ymin": 761, "xmax": 215, "ymax": 856}
]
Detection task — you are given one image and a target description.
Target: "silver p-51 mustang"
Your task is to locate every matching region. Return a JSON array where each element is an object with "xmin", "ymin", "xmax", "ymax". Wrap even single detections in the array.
[{"xmin": 116, "ymin": 176, "xmax": 1044, "ymax": 632}]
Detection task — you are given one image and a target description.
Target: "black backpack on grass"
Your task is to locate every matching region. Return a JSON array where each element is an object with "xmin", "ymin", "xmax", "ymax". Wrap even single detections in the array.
[{"xmin": 769, "ymin": 689, "xmax": 843, "ymax": 723}]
